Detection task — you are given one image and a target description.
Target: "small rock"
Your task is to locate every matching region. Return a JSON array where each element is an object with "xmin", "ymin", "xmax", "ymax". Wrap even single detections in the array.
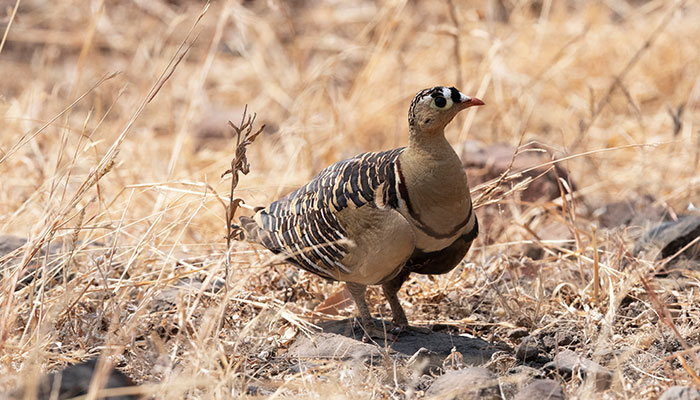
[
  {"xmin": 0, "ymin": 235, "xmax": 29, "ymax": 258},
  {"xmin": 0, "ymin": 234, "xmax": 64, "ymax": 287},
  {"xmin": 287, "ymin": 332, "xmax": 382, "ymax": 361},
  {"xmin": 634, "ymin": 215, "xmax": 700, "ymax": 261},
  {"xmin": 9, "ymin": 359, "xmax": 137, "ymax": 400},
  {"xmin": 500, "ymin": 365, "xmax": 545, "ymax": 398},
  {"xmin": 507, "ymin": 365, "xmax": 545, "ymax": 381},
  {"xmin": 407, "ymin": 348, "xmax": 443, "ymax": 375},
  {"xmin": 593, "ymin": 195, "xmax": 666, "ymax": 229},
  {"xmin": 288, "ymin": 360, "xmax": 322, "ymax": 374},
  {"xmin": 508, "ymin": 327, "xmax": 530, "ymax": 340},
  {"xmin": 246, "ymin": 384, "xmax": 274, "ymax": 396},
  {"xmin": 544, "ymin": 349, "xmax": 612, "ymax": 391},
  {"xmin": 513, "ymin": 379, "xmax": 566, "ymax": 400},
  {"xmin": 541, "ymin": 335, "xmax": 556, "ymax": 351},
  {"xmin": 309, "ymin": 319, "xmax": 503, "ymax": 365},
  {"xmin": 659, "ymin": 386, "xmax": 700, "ymax": 400},
  {"xmin": 516, "ymin": 336, "xmax": 540, "ymax": 361},
  {"xmin": 485, "ymin": 351, "xmax": 516, "ymax": 375},
  {"xmin": 555, "ymin": 331, "xmax": 576, "ymax": 347},
  {"xmin": 414, "ymin": 373, "xmax": 436, "ymax": 393},
  {"xmin": 426, "ymin": 367, "xmax": 500, "ymax": 400},
  {"xmin": 151, "ymin": 276, "xmax": 224, "ymax": 312},
  {"xmin": 461, "ymin": 141, "xmax": 573, "ymax": 203},
  {"xmin": 460, "ymin": 140, "xmax": 574, "ymax": 255}
]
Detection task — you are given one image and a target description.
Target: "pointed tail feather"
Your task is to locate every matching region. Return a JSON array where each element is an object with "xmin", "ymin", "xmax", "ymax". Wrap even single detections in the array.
[{"xmin": 237, "ymin": 215, "xmax": 267, "ymax": 244}]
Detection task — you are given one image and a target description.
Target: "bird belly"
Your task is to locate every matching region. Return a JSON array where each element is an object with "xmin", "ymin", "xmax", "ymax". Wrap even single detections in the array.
[{"xmin": 334, "ymin": 206, "xmax": 415, "ymax": 285}]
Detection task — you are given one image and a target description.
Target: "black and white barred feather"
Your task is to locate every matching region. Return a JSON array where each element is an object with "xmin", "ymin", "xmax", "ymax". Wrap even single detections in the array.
[{"xmin": 240, "ymin": 148, "xmax": 405, "ymax": 280}]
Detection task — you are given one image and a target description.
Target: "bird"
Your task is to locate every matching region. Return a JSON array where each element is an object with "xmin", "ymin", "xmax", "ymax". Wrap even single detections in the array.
[{"xmin": 239, "ymin": 86, "xmax": 483, "ymax": 337}]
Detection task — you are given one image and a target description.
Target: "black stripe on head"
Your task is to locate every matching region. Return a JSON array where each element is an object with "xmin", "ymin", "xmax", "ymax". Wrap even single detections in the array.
[
  {"xmin": 429, "ymin": 86, "xmax": 445, "ymax": 98},
  {"xmin": 409, "ymin": 87, "xmax": 436, "ymax": 127},
  {"xmin": 449, "ymin": 87, "xmax": 461, "ymax": 103}
]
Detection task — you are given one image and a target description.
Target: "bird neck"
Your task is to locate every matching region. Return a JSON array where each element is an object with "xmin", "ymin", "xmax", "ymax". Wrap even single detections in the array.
[
  {"xmin": 401, "ymin": 129, "xmax": 468, "ymax": 200},
  {"xmin": 398, "ymin": 130, "xmax": 472, "ymax": 247},
  {"xmin": 407, "ymin": 128, "xmax": 453, "ymax": 159}
]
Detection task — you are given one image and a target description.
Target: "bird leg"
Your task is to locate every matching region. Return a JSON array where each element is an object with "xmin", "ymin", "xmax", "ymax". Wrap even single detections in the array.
[
  {"xmin": 346, "ymin": 282, "xmax": 388, "ymax": 340},
  {"xmin": 382, "ymin": 272, "xmax": 432, "ymax": 335},
  {"xmin": 381, "ymin": 274, "xmax": 409, "ymax": 328}
]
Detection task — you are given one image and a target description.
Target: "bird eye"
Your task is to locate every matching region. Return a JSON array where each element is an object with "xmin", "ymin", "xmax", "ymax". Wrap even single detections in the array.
[{"xmin": 430, "ymin": 96, "xmax": 453, "ymax": 110}]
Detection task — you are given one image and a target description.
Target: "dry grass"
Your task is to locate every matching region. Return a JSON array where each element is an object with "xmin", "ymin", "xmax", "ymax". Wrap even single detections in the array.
[{"xmin": 1, "ymin": 0, "xmax": 700, "ymax": 398}]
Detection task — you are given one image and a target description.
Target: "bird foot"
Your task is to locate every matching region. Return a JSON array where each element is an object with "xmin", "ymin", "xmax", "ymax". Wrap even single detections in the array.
[{"xmin": 352, "ymin": 318, "xmax": 397, "ymax": 342}]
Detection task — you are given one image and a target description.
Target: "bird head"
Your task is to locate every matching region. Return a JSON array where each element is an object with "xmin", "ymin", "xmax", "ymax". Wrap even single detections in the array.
[{"xmin": 408, "ymin": 86, "xmax": 484, "ymax": 134}]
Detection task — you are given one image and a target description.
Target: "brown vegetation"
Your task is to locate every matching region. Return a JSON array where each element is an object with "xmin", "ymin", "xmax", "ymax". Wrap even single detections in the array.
[{"xmin": 1, "ymin": 0, "xmax": 699, "ymax": 398}]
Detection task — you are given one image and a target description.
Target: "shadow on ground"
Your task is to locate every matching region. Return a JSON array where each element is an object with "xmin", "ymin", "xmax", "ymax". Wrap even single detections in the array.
[{"xmin": 288, "ymin": 318, "xmax": 506, "ymax": 366}]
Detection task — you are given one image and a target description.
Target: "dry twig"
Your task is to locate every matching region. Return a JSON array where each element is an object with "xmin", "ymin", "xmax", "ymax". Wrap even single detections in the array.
[{"xmin": 221, "ymin": 106, "xmax": 264, "ymax": 282}]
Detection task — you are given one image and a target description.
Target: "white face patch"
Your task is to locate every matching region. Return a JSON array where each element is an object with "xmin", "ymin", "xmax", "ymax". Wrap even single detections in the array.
[{"xmin": 441, "ymin": 87, "xmax": 451, "ymax": 98}]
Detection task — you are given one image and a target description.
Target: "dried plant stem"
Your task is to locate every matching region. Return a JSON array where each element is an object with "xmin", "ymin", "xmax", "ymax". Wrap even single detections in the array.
[
  {"xmin": 640, "ymin": 276, "xmax": 700, "ymax": 380},
  {"xmin": 0, "ymin": 0, "xmax": 20, "ymax": 56},
  {"xmin": 222, "ymin": 105, "xmax": 264, "ymax": 288},
  {"xmin": 0, "ymin": 2, "xmax": 207, "ymax": 350},
  {"xmin": 0, "ymin": 72, "xmax": 118, "ymax": 166},
  {"xmin": 572, "ymin": 0, "xmax": 686, "ymax": 149},
  {"xmin": 446, "ymin": 0, "xmax": 463, "ymax": 90},
  {"xmin": 592, "ymin": 225, "xmax": 599, "ymax": 306}
]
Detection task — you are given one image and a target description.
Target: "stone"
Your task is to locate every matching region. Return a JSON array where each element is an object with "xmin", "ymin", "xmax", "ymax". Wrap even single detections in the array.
[
  {"xmin": 659, "ymin": 386, "xmax": 700, "ymax": 400},
  {"xmin": 299, "ymin": 319, "xmax": 503, "ymax": 366},
  {"xmin": 515, "ymin": 336, "xmax": 540, "ymax": 361},
  {"xmin": 544, "ymin": 349, "xmax": 613, "ymax": 391},
  {"xmin": 507, "ymin": 364, "xmax": 545, "ymax": 379},
  {"xmin": 245, "ymin": 384, "xmax": 274, "ymax": 396},
  {"xmin": 500, "ymin": 365, "xmax": 546, "ymax": 399},
  {"xmin": 461, "ymin": 141, "xmax": 573, "ymax": 203},
  {"xmin": 0, "ymin": 235, "xmax": 29, "ymax": 258},
  {"xmin": 8, "ymin": 359, "xmax": 136, "ymax": 400},
  {"xmin": 508, "ymin": 327, "xmax": 530, "ymax": 340},
  {"xmin": 634, "ymin": 215, "xmax": 700, "ymax": 261},
  {"xmin": 0, "ymin": 234, "xmax": 67, "ymax": 288},
  {"xmin": 513, "ymin": 379, "xmax": 566, "ymax": 400},
  {"xmin": 593, "ymin": 195, "xmax": 667, "ymax": 229},
  {"xmin": 151, "ymin": 276, "xmax": 225, "ymax": 312},
  {"xmin": 407, "ymin": 347, "xmax": 443, "ymax": 375},
  {"xmin": 555, "ymin": 331, "xmax": 576, "ymax": 347},
  {"xmin": 287, "ymin": 332, "xmax": 383, "ymax": 362},
  {"xmin": 426, "ymin": 367, "xmax": 500, "ymax": 400}
]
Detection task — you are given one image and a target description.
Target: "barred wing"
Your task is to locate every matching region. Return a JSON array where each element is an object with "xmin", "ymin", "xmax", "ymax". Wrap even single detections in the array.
[{"xmin": 241, "ymin": 148, "xmax": 405, "ymax": 280}]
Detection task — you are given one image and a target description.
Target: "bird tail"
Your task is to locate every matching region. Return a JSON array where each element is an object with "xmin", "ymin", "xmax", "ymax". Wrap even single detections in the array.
[{"xmin": 233, "ymin": 215, "xmax": 262, "ymax": 243}]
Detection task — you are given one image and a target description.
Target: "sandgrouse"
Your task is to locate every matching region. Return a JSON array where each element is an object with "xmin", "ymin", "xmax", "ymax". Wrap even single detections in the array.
[{"xmin": 240, "ymin": 86, "xmax": 483, "ymax": 337}]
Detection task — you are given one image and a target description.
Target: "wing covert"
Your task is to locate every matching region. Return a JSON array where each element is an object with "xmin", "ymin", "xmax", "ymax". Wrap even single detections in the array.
[{"xmin": 243, "ymin": 148, "xmax": 405, "ymax": 280}]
